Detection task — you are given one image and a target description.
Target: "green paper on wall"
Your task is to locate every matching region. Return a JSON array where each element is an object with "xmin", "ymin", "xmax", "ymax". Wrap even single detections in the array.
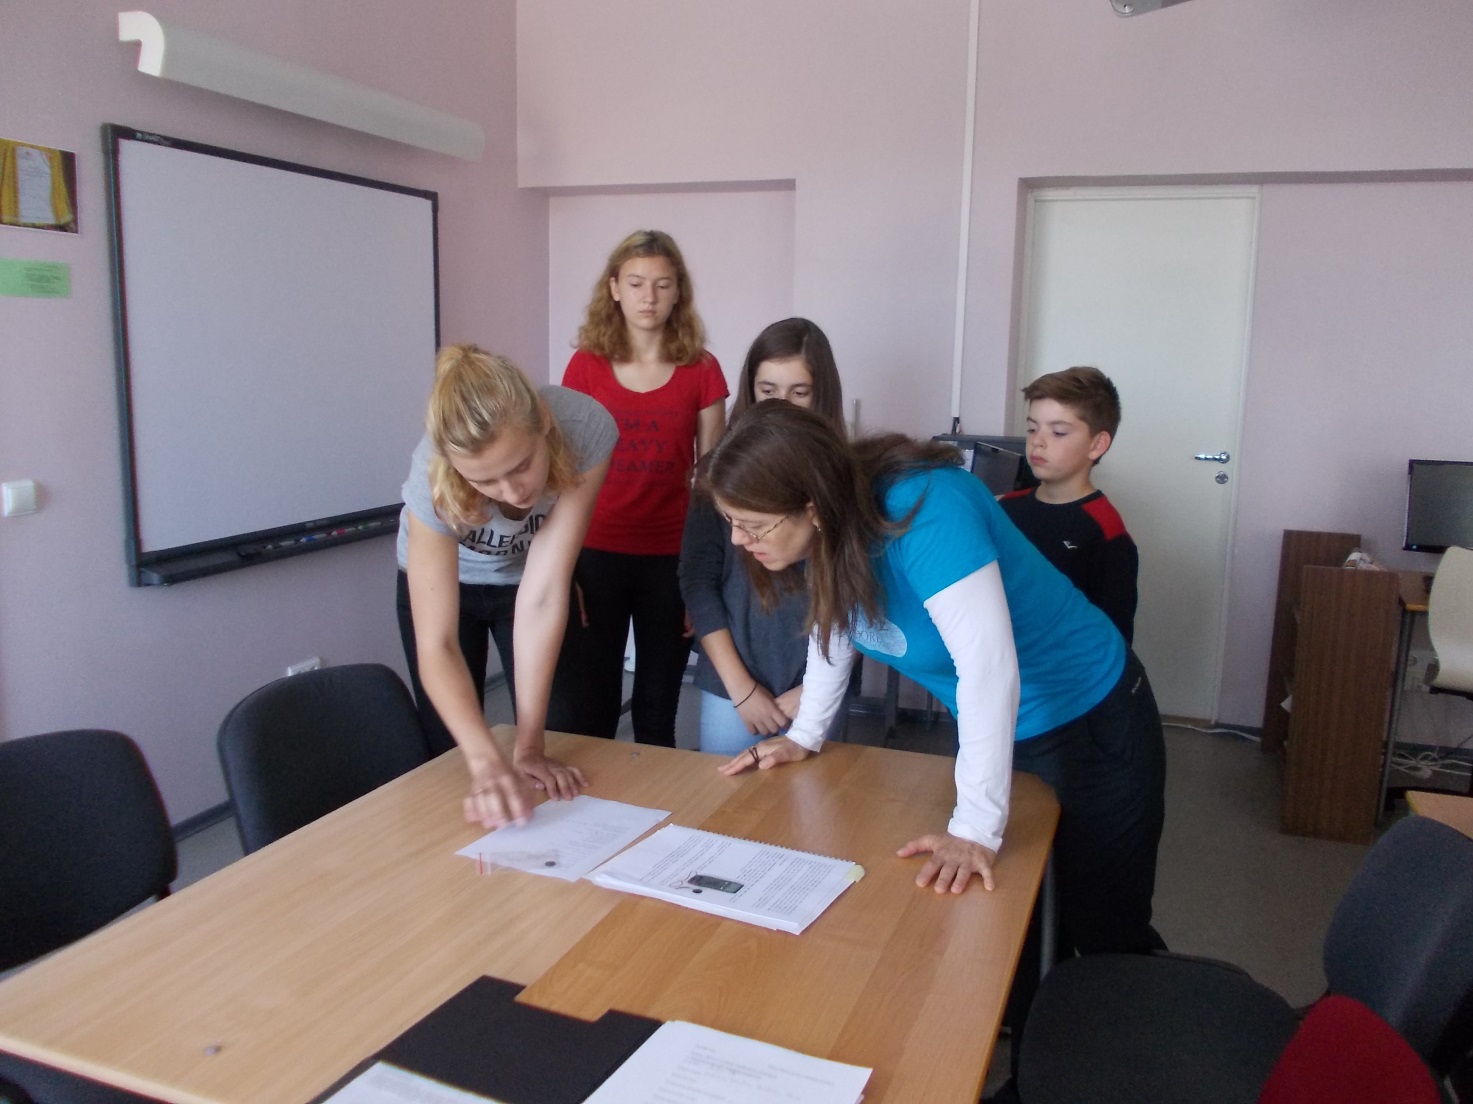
[{"xmin": 0, "ymin": 258, "xmax": 71, "ymax": 298}]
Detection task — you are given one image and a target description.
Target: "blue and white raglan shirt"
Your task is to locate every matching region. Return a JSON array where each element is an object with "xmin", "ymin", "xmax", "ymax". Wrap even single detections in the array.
[{"xmin": 784, "ymin": 465, "xmax": 1125, "ymax": 852}]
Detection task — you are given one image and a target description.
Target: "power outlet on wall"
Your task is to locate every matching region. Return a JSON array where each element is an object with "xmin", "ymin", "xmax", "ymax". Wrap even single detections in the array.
[{"xmin": 287, "ymin": 656, "xmax": 323, "ymax": 677}]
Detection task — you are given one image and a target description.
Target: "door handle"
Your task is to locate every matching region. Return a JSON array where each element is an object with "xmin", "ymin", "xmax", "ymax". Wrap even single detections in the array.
[{"xmin": 1194, "ymin": 451, "xmax": 1231, "ymax": 464}]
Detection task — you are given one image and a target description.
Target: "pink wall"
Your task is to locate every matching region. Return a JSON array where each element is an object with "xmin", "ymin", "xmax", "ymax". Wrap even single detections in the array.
[
  {"xmin": 518, "ymin": 1, "xmax": 1473, "ymax": 726},
  {"xmin": 517, "ymin": 0, "xmax": 971, "ymax": 436},
  {"xmin": 1222, "ymin": 180, "xmax": 1473, "ymax": 723},
  {"xmin": 519, "ymin": 0, "xmax": 1473, "ymax": 728},
  {"xmin": 546, "ymin": 188, "xmax": 796, "ymax": 388},
  {"xmin": 964, "ymin": 0, "xmax": 1473, "ymax": 724},
  {"xmin": 0, "ymin": 0, "xmax": 546, "ymax": 819},
  {"xmin": 963, "ymin": 0, "xmax": 1473, "ymax": 423}
]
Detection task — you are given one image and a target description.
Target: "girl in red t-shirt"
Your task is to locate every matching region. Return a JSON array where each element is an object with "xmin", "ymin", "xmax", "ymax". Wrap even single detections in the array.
[{"xmin": 550, "ymin": 230, "xmax": 728, "ymax": 745}]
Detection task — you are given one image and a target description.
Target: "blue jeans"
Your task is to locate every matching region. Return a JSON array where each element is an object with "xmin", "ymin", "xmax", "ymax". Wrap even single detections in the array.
[
  {"xmin": 697, "ymin": 689, "xmax": 851, "ymax": 756},
  {"xmin": 698, "ymin": 690, "xmax": 765, "ymax": 756}
]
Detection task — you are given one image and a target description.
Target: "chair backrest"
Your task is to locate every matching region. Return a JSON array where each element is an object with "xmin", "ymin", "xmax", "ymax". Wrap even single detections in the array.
[
  {"xmin": 1256, "ymin": 995, "xmax": 1440, "ymax": 1104},
  {"xmin": 217, "ymin": 663, "xmax": 429, "ymax": 854},
  {"xmin": 1427, "ymin": 545, "xmax": 1473, "ymax": 693},
  {"xmin": 0, "ymin": 729, "xmax": 177, "ymax": 972},
  {"xmin": 1323, "ymin": 814, "xmax": 1473, "ymax": 1075}
]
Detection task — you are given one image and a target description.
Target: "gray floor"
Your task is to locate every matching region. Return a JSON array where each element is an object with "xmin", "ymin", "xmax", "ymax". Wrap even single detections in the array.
[{"xmin": 171, "ymin": 678, "xmax": 1391, "ymax": 1090}]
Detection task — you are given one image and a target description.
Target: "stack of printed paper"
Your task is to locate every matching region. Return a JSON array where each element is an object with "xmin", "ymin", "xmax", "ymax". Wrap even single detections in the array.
[
  {"xmin": 585, "ymin": 824, "xmax": 862, "ymax": 934},
  {"xmin": 456, "ymin": 795, "xmax": 669, "ymax": 881},
  {"xmin": 586, "ymin": 1020, "xmax": 870, "ymax": 1103}
]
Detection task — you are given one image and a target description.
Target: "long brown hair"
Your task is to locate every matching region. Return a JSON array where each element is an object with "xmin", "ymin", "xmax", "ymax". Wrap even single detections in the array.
[
  {"xmin": 695, "ymin": 403, "xmax": 959, "ymax": 656},
  {"xmin": 426, "ymin": 344, "xmax": 580, "ymax": 532},
  {"xmin": 576, "ymin": 230, "xmax": 708, "ymax": 366},
  {"xmin": 729, "ymin": 317, "xmax": 845, "ymax": 432}
]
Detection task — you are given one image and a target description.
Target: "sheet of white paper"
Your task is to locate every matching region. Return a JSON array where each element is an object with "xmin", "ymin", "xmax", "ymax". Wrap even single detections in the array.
[
  {"xmin": 16, "ymin": 146, "xmax": 56, "ymax": 225},
  {"xmin": 320, "ymin": 1062, "xmax": 501, "ymax": 1104},
  {"xmin": 456, "ymin": 795, "xmax": 669, "ymax": 881},
  {"xmin": 584, "ymin": 1020, "xmax": 870, "ymax": 1104},
  {"xmin": 587, "ymin": 825, "xmax": 860, "ymax": 933}
]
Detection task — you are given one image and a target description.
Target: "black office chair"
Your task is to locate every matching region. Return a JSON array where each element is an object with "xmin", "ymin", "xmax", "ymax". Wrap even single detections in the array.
[
  {"xmin": 1011, "ymin": 814, "xmax": 1473, "ymax": 1104},
  {"xmin": 0, "ymin": 729, "xmax": 177, "ymax": 1104},
  {"xmin": 217, "ymin": 663, "xmax": 430, "ymax": 854},
  {"xmin": 0, "ymin": 729, "xmax": 177, "ymax": 972}
]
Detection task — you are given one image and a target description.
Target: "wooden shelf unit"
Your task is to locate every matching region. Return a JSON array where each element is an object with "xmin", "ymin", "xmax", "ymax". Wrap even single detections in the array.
[{"xmin": 1260, "ymin": 530, "xmax": 1401, "ymax": 843}]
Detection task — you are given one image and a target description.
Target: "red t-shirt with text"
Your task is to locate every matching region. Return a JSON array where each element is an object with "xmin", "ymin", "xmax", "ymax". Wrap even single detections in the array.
[{"xmin": 561, "ymin": 349, "xmax": 728, "ymax": 555}]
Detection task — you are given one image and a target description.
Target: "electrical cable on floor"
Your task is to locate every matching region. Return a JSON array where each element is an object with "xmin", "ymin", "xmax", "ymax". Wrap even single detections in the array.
[
  {"xmin": 1390, "ymin": 729, "xmax": 1473, "ymax": 781},
  {"xmin": 1164, "ymin": 721, "xmax": 1261, "ymax": 741}
]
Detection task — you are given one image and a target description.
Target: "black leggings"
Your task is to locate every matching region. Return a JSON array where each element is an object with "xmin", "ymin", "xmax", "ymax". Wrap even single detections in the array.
[
  {"xmin": 1004, "ymin": 649, "xmax": 1168, "ymax": 1041},
  {"xmin": 546, "ymin": 549, "xmax": 689, "ymax": 746},
  {"xmin": 395, "ymin": 570, "xmax": 518, "ymax": 757},
  {"xmin": 1014, "ymin": 648, "xmax": 1168, "ymax": 958}
]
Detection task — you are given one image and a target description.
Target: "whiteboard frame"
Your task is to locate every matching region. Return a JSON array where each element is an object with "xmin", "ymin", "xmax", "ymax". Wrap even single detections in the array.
[{"xmin": 105, "ymin": 125, "xmax": 440, "ymax": 585}]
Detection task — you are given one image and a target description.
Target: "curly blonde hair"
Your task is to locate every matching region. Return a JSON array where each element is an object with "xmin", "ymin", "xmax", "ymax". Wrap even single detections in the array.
[
  {"xmin": 426, "ymin": 344, "xmax": 580, "ymax": 533},
  {"xmin": 576, "ymin": 230, "xmax": 708, "ymax": 366}
]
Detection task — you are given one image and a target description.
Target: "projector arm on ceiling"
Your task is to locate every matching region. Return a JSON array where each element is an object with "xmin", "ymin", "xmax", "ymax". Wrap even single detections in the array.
[{"xmin": 1111, "ymin": 0, "xmax": 1196, "ymax": 15}]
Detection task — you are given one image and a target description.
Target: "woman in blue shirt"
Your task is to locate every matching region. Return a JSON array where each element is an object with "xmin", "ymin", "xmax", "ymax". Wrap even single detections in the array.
[{"xmin": 701, "ymin": 401, "xmax": 1166, "ymax": 958}]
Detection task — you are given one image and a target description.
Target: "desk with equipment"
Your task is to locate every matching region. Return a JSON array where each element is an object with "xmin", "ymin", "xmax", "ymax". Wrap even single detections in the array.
[
  {"xmin": 1264, "ymin": 539, "xmax": 1470, "ymax": 843},
  {"xmin": 0, "ymin": 734, "xmax": 1058, "ymax": 1104}
]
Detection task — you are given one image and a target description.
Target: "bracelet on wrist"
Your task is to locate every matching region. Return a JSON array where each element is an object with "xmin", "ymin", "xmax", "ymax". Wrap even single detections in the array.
[{"xmin": 734, "ymin": 683, "xmax": 758, "ymax": 708}]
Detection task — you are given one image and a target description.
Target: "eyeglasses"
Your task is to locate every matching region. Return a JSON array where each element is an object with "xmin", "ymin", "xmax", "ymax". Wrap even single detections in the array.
[{"xmin": 720, "ymin": 512, "xmax": 789, "ymax": 542}]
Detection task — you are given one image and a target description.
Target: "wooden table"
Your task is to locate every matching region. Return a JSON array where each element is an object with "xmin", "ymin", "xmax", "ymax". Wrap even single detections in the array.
[
  {"xmin": 0, "ymin": 732, "xmax": 1058, "ymax": 1104},
  {"xmin": 1408, "ymin": 789, "xmax": 1473, "ymax": 839}
]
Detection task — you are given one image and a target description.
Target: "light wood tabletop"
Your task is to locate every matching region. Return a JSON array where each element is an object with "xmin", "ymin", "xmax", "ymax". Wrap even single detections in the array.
[
  {"xmin": 0, "ymin": 731, "xmax": 1058, "ymax": 1104},
  {"xmin": 1407, "ymin": 789, "xmax": 1473, "ymax": 839}
]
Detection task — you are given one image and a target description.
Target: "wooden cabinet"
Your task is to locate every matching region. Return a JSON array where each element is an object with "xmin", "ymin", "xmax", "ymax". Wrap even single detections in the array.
[{"xmin": 1260, "ymin": 530, "xmax": 1401, "ymax": 843}]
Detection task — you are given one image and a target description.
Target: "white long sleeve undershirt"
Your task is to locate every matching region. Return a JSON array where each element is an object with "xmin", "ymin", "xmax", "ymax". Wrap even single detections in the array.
[
  {"xmin": 783, "ymin": 630, "xmax": 856, "ymax": 752},
  {"xmin": 784, "ymin": 563, "xmax": 1019, "ymax": 853},
  {"xmin": 925, "ymin": 564, "xmax": 1018, "ymax": 853}
]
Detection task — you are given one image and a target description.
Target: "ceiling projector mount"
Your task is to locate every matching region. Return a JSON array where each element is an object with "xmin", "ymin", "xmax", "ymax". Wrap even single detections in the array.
[{"xmin": 1111, "ymin": 0, "xmax": 1196, "ymax": 14}]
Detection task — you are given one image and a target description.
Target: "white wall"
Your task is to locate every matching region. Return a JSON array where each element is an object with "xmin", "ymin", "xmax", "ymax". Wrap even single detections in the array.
[{"xmin": 0, "ymin": 0, "xmax": 547, "ymax": 820}]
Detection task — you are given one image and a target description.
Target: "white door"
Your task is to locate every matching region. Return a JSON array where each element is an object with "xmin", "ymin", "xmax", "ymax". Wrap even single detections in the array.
[{"xmin": 1018, "ymin": 187, "xmax": 1259, "ymax": 720}]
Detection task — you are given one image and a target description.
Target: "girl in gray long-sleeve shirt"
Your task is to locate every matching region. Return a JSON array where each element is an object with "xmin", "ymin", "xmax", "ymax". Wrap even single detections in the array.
[{"xmin": 678, "ymin": 318, "xmax": 847, "ymax": 755}]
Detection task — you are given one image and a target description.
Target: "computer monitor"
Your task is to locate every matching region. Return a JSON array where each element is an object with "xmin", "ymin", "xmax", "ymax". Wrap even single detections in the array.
[
  {"xmin": 933, "ymin": 434, "xmax": 1039, "ymax": 496},
  {"xmin": 1403, "ymin": 459, "xmax": 1473, "ymax": 553}
]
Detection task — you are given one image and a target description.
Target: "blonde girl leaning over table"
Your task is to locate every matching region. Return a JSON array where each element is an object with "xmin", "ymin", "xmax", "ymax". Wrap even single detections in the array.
[
  {"xmin": 549, "ymin": 230, "xmax": 728, "ymax": 746},
  {"xmin": 678, "ymin": 317, "xmax": 849, "ymax": 756},
  {"xmin": 396, "ymin": 344, "xmax": 616, "ymax": 829}
]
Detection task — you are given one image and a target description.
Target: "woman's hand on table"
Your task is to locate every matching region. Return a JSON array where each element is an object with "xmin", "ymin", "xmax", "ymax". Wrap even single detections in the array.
[
  {"xmin": 513, "ymin": 747, "xmax": 588, "ymax": 801},
  {"xmin": 463, "ymin": 753, "xmax": 538, "ymax": 829},
  {"xmin": 718, "ymin": 735, "xmax": 810, "ymax": 776},
  {"xmin": 897, "ymin": 832, "xmax": 999, "ymax": 893}
]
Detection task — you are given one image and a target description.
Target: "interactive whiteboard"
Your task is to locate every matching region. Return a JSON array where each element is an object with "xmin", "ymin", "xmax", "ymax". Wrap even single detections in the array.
[{"xmin": 106, "ymin": 125, "xmax": 438, "ymax": 584}]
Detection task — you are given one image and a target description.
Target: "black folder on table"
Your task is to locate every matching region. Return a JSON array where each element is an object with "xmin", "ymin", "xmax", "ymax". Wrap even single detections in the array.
[{"xmin": 309, "ymin": 976, "xmax": 660, "ymax": 1104}]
